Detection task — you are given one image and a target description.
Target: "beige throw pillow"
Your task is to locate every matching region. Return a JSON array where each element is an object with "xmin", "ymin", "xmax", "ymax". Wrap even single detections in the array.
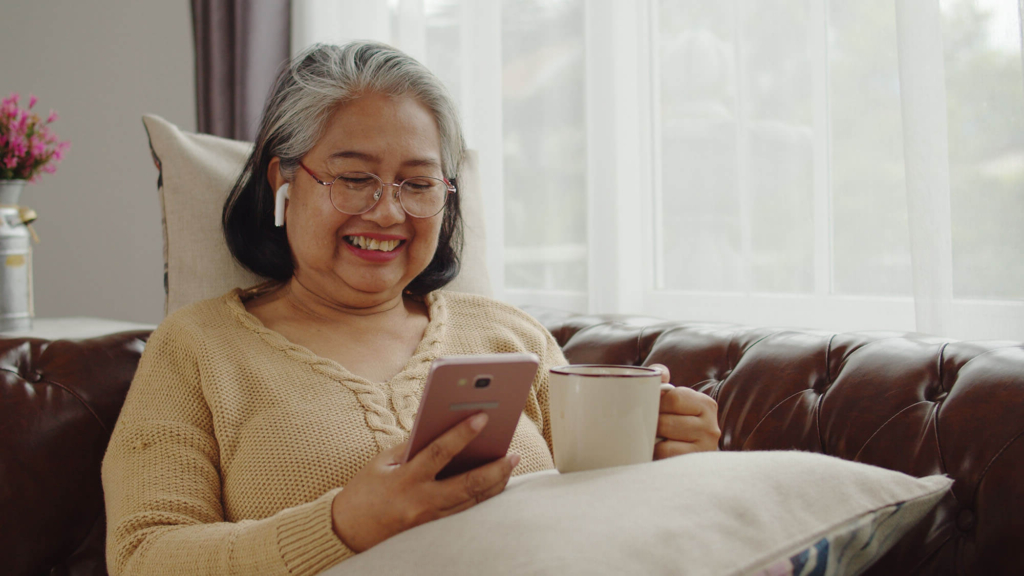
[
  {"xmin": 324, "ymin": 451, "xmax": 951, "ymax": 576},
  {"xmin": 142, "ymin": 114, "xmax": 492, "ymax": 316}
]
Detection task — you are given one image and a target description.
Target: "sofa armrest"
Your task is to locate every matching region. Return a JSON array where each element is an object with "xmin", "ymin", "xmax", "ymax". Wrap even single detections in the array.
[{"xmin": 0, "ymin": 330, "xmax": 152, "ymax": 576}]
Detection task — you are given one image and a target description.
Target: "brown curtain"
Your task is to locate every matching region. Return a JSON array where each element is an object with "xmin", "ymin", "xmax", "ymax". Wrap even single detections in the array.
[{"xmin": 191, "ymin": 0, "xmax": 291, "ymax": 141}]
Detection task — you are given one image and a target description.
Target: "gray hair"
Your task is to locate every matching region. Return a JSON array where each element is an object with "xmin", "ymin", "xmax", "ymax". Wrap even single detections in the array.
[{"xmin": 259, "ymin": 41, "xmax": 465, "ymax": 180}]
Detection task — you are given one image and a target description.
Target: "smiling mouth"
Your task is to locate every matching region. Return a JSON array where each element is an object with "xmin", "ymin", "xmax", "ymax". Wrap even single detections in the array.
[{"xmin": 344, "ymin": 235, "xmax": 405, "ymax": 252}]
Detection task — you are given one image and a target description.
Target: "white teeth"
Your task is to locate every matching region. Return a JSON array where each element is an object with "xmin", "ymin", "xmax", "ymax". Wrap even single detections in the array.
[{"xmin": 347, "ymin": 236, "xmax": 401, "ymax": 252}]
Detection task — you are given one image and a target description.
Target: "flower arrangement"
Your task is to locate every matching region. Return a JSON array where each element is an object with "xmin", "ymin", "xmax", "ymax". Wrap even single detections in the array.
[{"xmin": 0, "ymin": 92, "xmax": 71, "ymax": 182}]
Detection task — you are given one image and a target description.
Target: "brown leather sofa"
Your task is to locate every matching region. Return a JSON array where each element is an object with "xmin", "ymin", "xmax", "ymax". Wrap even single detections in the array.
[{"xmin": 2, "ymin": 309, "xmax": 1021, "ymax": 575}]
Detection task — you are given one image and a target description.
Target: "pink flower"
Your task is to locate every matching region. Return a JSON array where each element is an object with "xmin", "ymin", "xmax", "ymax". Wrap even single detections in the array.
[
  {"xmin": 0, "ymin": 93, "xmax": 68, "ymax": 179},
  {"xmin": 11, "ymin": 138, "xmax": 28, "ymax": 158},
  {"xmin": 52, "ymin": 142, "xmax": 70, "ymax": 161}
]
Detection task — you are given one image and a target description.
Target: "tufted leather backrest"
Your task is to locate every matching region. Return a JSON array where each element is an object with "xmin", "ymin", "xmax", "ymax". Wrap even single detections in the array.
[
  {"xmin": 0, "ymin": 331, "xmax": 151, "ymax": 576},
  {"xmin": 2, "ymin": 313, "xmax": 1021, "ymax": 575},
  {"xmin": 524, "ymin": 306, "xmax": 1024, "ymax": 575}
]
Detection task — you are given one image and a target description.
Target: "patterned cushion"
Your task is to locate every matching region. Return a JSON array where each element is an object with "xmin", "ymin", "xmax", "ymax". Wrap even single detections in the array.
[{"xmin": 748, "ymin": 499, "xmax": 941, "ymax": 575}]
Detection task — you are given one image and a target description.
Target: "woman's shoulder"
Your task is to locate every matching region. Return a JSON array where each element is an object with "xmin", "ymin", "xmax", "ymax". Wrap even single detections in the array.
[
  {"xmin": 433, "ymin": 289, "xmax": 534, "ymax": 321},
  {"xmin": 432, "ymin": 289, "xmax": 557, "ymax": 344},
  {"xmin": 149, "ymin": 287, "xmax": 254, "ymax": 345}
]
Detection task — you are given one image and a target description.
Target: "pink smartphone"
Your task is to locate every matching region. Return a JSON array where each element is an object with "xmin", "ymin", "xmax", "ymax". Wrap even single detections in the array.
[{"xmin": 402, "ymin": 353, "xmax": 540, "ymax": 479}]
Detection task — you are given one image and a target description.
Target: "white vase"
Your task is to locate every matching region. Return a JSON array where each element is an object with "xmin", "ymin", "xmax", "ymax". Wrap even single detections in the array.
[
  {"xmin": 0, "ymin": 180, "xmax": 33, "ymax": 332},
  {"xmin": 0, "ymin": 179, "xmax": 26, "ymax": 205}
]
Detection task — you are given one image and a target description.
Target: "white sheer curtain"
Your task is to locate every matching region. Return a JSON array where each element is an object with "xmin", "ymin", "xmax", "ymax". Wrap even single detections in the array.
[
  {"xmin": 895, "ymin": 0, "xmax": 956, "ymax": 337},
  {"xmin": 292, "ymin": 0, "xmax": 1024, "ymax": 341}
]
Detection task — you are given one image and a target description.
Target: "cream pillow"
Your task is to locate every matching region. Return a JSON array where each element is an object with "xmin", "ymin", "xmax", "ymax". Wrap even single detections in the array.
[
  {"xmin": 142, "ymin": 114, "xmax": 492, "ymax": 316},
  {"xmin": 325, "ymin": 451, "xmax": 951, "ymax": 576}
]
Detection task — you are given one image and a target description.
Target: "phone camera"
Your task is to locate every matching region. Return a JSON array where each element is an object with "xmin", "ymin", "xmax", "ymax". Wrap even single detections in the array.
[{"xmin": 474, "ymin": 377, "xmax": 491, "ymax": 388}]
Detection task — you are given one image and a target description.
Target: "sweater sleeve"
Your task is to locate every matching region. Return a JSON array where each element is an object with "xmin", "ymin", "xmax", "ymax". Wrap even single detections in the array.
[
  {"xmin": 101, "ymin": 320, "xmax": 355, "ymax": 576},
  {"xmin": 533, "ymin": 328, "xmax": 569, "ymax": 457}
]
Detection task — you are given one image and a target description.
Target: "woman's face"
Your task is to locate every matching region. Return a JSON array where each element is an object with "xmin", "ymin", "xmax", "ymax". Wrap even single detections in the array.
[{"xmin": 271, "ymin": 92, "xmax": 446, "ymax": 309}]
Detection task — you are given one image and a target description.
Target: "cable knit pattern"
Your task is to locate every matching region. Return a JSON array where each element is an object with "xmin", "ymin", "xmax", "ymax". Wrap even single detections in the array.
[{"xmin": 101, "ymin": 287, "xmax": 561, "ymax": 576}]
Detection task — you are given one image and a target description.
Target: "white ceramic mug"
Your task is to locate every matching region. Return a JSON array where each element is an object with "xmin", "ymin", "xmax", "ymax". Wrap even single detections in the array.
[{"xmin": 549, "ymin": 364, "xmax": 663, "ymax": 473}]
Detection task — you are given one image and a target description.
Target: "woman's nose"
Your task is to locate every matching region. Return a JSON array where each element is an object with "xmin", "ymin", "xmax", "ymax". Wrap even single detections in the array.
[{"xmin": 361, "ymin": 183, "xmax": 406, "ymax": 226}]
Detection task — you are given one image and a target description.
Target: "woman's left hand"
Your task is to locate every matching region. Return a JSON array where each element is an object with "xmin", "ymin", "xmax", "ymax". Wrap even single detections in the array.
[{"xmin": 649, "ymin": 364, "xmax": 721, "ymax": 458}]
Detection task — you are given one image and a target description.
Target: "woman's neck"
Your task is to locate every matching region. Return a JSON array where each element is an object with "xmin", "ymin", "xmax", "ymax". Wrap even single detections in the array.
[{"xmin": 279, "ymin": 276, "xmax": 416, "ymax": 327}]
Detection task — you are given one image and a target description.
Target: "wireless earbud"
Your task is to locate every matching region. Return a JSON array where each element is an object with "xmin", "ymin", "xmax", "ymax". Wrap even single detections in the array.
[{"xmin": 274, "ymin": 183, "xmax": 290, "ymax": 227}]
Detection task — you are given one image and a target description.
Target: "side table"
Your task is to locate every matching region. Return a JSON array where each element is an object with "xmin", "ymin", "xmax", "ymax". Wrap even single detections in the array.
[{"xmin": 0, "ymin": 317, "xmax": 157, "ymax": 340}]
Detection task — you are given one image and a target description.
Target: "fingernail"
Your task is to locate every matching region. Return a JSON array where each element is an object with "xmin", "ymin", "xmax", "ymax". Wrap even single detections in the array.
[
  {"xmin": 470, "ymin": 413, "xmax": 488, "ymax": 431},
  {"xmin": 508, "ymin": 453, "xmax": 520, "ymax": 468}
]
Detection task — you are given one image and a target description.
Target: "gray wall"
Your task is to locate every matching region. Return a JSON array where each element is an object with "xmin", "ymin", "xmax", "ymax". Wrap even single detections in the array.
[{"xmin": 0, "ymin": 1, "xmax": 195, "ymax": 324}]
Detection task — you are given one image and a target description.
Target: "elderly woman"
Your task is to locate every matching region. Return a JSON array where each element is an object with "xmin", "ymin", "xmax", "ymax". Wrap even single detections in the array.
[{"xmin": 101, "ymin": 42, "xmax": 720, "ymax": 575}]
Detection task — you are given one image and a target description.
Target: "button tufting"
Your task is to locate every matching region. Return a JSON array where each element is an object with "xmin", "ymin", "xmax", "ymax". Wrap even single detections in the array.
[
  {"xmin": 28, "ymin": 370, "xmax": 43, "ymax": 383},
  {"xmin": 956, "ymin": 508, "xmax": 975, "ymax": 532},
  {"xmin": 923, "ymin": 382, "xmax": 947, "ymax": 403}
]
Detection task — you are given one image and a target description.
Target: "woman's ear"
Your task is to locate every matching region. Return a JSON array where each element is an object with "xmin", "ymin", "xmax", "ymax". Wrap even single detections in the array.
[{"xmin": 267, "ymin": 156, "xmax": 286, "ymax": 191}]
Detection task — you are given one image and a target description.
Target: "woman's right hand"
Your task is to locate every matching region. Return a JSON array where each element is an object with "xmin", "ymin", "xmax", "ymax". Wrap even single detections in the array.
[{"xmin": 330, "ymin": 413, "xmax": 520, "ymax": 552}]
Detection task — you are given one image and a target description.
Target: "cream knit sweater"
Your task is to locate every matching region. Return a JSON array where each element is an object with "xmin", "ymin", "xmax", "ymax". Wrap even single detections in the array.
[{"xmin": 101, "ymin": 286, "xmax": 564, "ymax": 576}]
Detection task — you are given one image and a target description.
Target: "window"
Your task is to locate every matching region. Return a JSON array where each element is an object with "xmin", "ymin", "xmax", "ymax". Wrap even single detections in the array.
[{"xmin": 293, "ymin": 0, "xmax": 1024, "ymax": 340}]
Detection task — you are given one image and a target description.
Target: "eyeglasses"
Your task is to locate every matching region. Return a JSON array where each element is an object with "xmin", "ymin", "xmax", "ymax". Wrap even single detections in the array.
[{"xmin": 299, "ymin": 162, "xmax": 456, "ymax": 219}]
